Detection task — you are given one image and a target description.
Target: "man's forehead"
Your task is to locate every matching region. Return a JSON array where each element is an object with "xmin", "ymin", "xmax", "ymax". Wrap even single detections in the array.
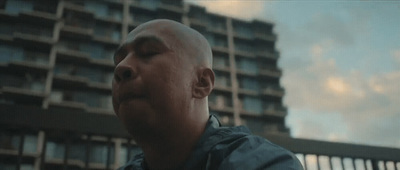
[{"xmin": 126, "ymin": 25, "xmax": 174, "ymax": 45}]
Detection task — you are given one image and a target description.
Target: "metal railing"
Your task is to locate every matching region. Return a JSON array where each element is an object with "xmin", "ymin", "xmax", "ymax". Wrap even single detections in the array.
[{"xmin": 1, "ymin": 104, "xmax": 399, "ymax": 170}]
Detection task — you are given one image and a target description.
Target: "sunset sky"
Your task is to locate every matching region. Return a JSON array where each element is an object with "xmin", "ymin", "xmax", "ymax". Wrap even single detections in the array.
[{"xmin": 186, "ymin": 0, "xmax": 400, "ymax": 148}]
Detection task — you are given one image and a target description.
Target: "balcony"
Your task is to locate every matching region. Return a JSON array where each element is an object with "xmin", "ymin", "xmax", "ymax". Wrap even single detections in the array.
[
  {"xmin": 211, "ymin": 46, "xmax": 229, "ymax": 54},
  {"xmin": 60, "ymin": 25, "xmax": 93, "ymax": 40},
  {"xmin": 0, "ymin": 9, "xmax": 17, "ymax": 21},
  {"xmin": 256, "ymin": 50, "xmax": 279, "ymax": 60},
  {"xmin": 52, "ymin": 74, "xmax": 88, "ymax": 89},
  {"xmin": 207, "ymin": 27, "xmax": 227, "ymax": 36},
  {"xmin": 213, "ymin": 65, "xmax": 230, "ymax": 73},
  {"xmin": 18, "ymin": 11, "xmax": 58, "ymax": 27},
  {"xmin": 253, "ymin": 32, "xmax": 277, "ymax": 42},
  {"xmin": 238, "ymin": 88, "xmax": 258, "ymax": 96},
  {"xmin": 258, "ymin": 67, "xmax": 282, "ymax": 78},
  {"xmin": 92, "ymin": 36, "xmax": 119, "ymax": 46},
  {"xmin": 63, "ymin": 3, "xmax": 94, "ymax": 18},
  {"xmin": 233, "ymin": 31, "xmax": 253, "ymax": 41},
  {"xmin": 131, "ymin": 0, "xmax": 159, "ymax": 11},
  {"xmin": 213, "ymin": 85, "xmax": 232, "ymax": 93},
  {"xmin": 234, "ymin": 43, "xmax": 254, "ymax": 57},
  {"xmin": 48, "ymin": 100, "xmax": 86, "ymax": 112},
  {"xmin": 56, "ymin": 49, "xmax": 91, "ymax": 63},
  {"xmin": 235, "ymin": 51, "xmax": 255, "ymax": 59},
  {"xmin": 236, "ymin": 69, "xmax": 257, "ymax": 77},
  {"xmin": 8, "ymin": 61, "xmax": 49, "ymax": 74},
  {"xmin": 1, "ymin": 86, "xmax": 45, "ymax": 105},
  {"xmin": 48, "ymin": 90, "xmax": 112, "ymax": 113},
  {"xmin": 209, "ymin": 104, "xmax": 234, "ymax": 115},
  {"xmin": 89, "ymin": 59, "xmax": 114, "ymax": 72},
  {"xmin": 263, "ymin": 104, "xmax": 287, "ymax": 117},
  {"xmin": 262, "ymin": 86, "xmax": 285, "ymax": 98},
  {"xmin": 189, "ymin": 18, "xmax": 208, "ymax": 28},
  {"xmin": 13, "ymin": 32, "xmax": 54, "ymax": 50},
  {"xmin": 158, "ymin": 2, "xmax": 184, "ymax": 14}
]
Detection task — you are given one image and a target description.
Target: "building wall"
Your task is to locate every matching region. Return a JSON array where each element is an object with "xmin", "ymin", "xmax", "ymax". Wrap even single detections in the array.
[{"xmin": 0, "ymin": 0, "xmax": 288, "ymax": 169}]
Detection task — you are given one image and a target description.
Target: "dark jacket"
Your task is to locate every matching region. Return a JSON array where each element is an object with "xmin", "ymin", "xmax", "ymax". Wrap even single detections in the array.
[{"xmin": 118, "ymin": 115, "xmax": 304, "ymax": 170}]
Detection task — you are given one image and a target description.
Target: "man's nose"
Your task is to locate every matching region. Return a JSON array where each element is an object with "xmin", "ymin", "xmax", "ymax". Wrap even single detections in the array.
[{"xmin": 114, "ymin": 61, "xmax": 136, "ymax": 83}]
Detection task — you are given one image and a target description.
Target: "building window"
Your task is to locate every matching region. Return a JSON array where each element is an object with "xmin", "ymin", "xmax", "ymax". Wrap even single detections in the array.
[
  {"xmin": 208, "ymin": 15, "xmax": 226, "ymax": 31},
  {"xmin": 0, "ymin": 22, "xmax": 13, "ymax": 35},
  {"xmin": 5, "ymin": 0, "xmax": 33, "ymax": 14},
  {"xmin": 0, "ymin": 45, "xmax": 49, "ymax": 66},
  {"xmin": 79, "ymin": 42, "xmax": 114, "ymax": 61},
  {"xmin": 233, "ymin": 21, "xmax": 253, "ymax": 38},
  {"xmin": 209, "ymin": 92, "xmax": 232, "ymax": 109},
  {"xmin": 23, "ymin": 50, "xmax": 49, "ymax": 66},
  {"xmin": 51, "ymin": 90, "xmax": 112, "ymax": 110},
  {"xmin": 16, "ymin": 23, "xmax": 53, "ymax": 38},
  {"xmin": 46, "ymin": 141, "xmax": 65, "ymax": 159},
  {"xmin": 69, "ymin": 142, "xmax": 86, "ymax": 162},
  {"xmin": 134, "ymin": 0, "xmax": 160, "ymax": 10},
  {"xmin": 0, "ymin": 44, "xmax": 24, "ymax": 63},
  {"xmin": 205, "ymin": 33, "xmax": 227, "ymax": 48},
  {"xmin": 50, "ymin": 90, "xmax": 63, "ymax": 102},
  {"xmin": 0, "ymin": 72, "xmax": 46, "ymax": 92},
  {"xmin": 64, "ymin": 11, "xmax": 93, "ymax": 29},
  {"xmin": 90, "ymin": 143, "xmax": 115, "ymax": 164},
  {"xmin": 242, "ymin": 96, "xmax": 263, "ymax": 113},
  {"xmin": 236, "ymin": 58, "xmax": 258, "ymax": 74},
  {"xmin": 131, "ymin": 12, "xmax": 156, "ymax": 24},
  {"xmin": 235, "ymin": 40, "xmax": 253, "ymax": 53},
  {"xmin": 188, "ymin": 6, "xmax": 206, "ymax": 21},
  {"xmin": 84, "ymin": 1, "xmax": 122, "ymax": 21},
  {"xmin": 94, "ymin": 23, "xmax": 121, "ymax": 41},
  {"xmin": 84, "ymin": 0, "xmax": 107, "ymax": 18},
  {"xmin": 32, "ymin": 0, "xmax": 57, "ymax": 14},
  {"xmin": 239, "ymin": 77, "xmax": 259, "ymax": 91},
  {"xmin": 214, "ymin": 71, "xmax": 230, "ymax": 87},
  {"xmin": 213, "ymin": 55, "xmax": 229, "ymax": 69}
]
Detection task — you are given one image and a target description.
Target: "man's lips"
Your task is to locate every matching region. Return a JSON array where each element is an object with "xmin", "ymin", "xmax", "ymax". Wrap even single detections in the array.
[{"xmin": 118, "ymin": 92, "xmax": 146, "ymax": 104}]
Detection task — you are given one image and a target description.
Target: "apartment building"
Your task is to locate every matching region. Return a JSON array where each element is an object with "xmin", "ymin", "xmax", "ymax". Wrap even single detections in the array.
[{"xmin": 0, "ymin": 0, "xmax": 288, "ymax": 169}]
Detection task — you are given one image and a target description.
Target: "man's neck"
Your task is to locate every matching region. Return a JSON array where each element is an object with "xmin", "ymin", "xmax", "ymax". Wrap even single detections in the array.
[{"xmin": 137, "ymin": 114, "xmax": 209, "ymax": 170}]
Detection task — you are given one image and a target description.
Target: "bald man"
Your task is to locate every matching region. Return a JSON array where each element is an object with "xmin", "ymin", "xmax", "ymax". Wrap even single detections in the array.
[{"xmin": 113, "ymin": 19, "xmax": 303, "ymax": 170}]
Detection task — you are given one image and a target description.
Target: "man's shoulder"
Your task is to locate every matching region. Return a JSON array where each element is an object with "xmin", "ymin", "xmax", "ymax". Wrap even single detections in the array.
[
  {"xmin": 117, "ymin": 152, "xmax": 144, "ymax": 170},
  {"xmin": 206, "ymin": 126, "xmax": 303, "ymax": 170}
]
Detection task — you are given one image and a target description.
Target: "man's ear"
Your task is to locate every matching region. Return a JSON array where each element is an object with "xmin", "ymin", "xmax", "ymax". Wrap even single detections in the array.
[{"xmin": 193, "ymin": 68, "xmax": 214, "ymax": 99}]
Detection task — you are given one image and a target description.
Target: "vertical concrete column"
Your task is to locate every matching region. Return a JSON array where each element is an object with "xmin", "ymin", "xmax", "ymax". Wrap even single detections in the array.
[
  {"xmin": 226, "ymin": 18, "xmax": 241, "ymax": 126},
  {"xmin": 122, "ymin": 0, "xmax": 130, "ymax": 41},
  {"xmin": 42, "ymin": 0, "xmax": 64, "ymax": 109},
  {"xmin": 114, "ymin": 139, "xmax": 122, "ymax": 169},
  {"xmin": 33, "ymin": 131, "xmax": 45, "ymax": 170},
  {"xmin": 36, "ymin": 1, "xmax": 65, "ymax": 169},
  {"xmin": 182, "ymin": 3, "xmax": 190, "ymax": 26}
]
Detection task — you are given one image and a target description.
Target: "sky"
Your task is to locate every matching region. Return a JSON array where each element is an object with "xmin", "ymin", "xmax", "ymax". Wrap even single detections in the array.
[{"xmin": 186, "ymin": 0, "xmax": 400, "ymax": 149}]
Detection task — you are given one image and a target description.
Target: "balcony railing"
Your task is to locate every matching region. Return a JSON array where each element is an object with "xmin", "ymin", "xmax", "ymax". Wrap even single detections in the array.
[{"xmin": 1, "ymin": 104, "xmax": 399, "ymax": 170}]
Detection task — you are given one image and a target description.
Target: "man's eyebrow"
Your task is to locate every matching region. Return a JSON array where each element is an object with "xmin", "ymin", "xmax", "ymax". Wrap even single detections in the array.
[
  {"xmin": 113, "ymin": 36, "xmax": 168, "ymax": 64},
  {"xmin": 113, "ymin": 44, "xmax": 127, "ymax": 63}
]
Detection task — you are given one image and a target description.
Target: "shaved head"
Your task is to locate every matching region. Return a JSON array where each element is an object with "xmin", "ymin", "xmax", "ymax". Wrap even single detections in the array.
[{"xmin": 126, "ymin": 19, "xmax": 213, "ymax": 68}]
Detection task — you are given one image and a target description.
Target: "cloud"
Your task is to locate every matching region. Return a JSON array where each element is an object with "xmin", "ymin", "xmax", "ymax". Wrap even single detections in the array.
[
  {"xmin": 186, "ymin": 0, "xmax": 266, "ymax": 21},
  {"xmin": 325, "ymin": 77, "xmax": 351, "ymax": 95},
  {"xmin": 306, "ymin": 14, "xmax": 356, "ymax": 46},
  {"xmin": 392, "ymin": 49, "xmax": 400, "ymax": 66},
  {"xmin": 282, "ymin": 40, "xmax": 400, "ymax": 147},
  {"xmin": 188, "ymin": 1, "xmax": 400, "ymax": 148}
]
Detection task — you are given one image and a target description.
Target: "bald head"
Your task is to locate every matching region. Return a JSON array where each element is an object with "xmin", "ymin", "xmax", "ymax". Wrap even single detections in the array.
[
  {"xmin": 126, "ymin": 19, "xmax": 213, "ymax": 68},
  {"xmin": 112, "ymin": 20, "xmax": 215, "ymax": 169}
]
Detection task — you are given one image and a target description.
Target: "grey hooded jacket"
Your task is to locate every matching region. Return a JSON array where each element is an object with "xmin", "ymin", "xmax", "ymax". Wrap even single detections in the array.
[{"xmin": 118, "ymin": 115, "xmax": 304, "ymax": 170}]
